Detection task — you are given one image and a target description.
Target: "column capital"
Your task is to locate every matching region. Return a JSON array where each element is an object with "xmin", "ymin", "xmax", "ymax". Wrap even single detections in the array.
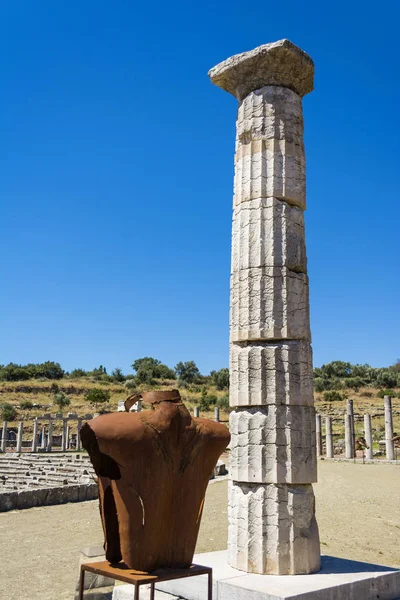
[{"xmin": 208, "ymin": 39, "xmax": 314, "ymax": 101}]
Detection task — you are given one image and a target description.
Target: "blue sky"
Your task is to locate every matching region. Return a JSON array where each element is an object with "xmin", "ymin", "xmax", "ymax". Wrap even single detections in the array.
[{"xmin": 0, "ymin": 0, "xmax": 399, "ymax": 375}]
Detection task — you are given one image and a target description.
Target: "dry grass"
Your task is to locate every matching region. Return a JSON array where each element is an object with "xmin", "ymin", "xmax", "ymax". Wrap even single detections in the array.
[{"xmin": 1, "ymin": 378, "xmax": 399, "ymax": 440}]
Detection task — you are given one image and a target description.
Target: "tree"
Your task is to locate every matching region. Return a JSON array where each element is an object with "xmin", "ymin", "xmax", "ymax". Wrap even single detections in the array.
[
  {"xmin": 344, "ymin": 377, "xmax": 364, "ymax": 391},
  {"xmin": 376, "ymin": 369, "xmax": 398, "ymax": 389},
  {"xmin": 210, "ymin": 368, "xmax": 229, "ymax": 390},
  {"xmin": 0, "ymin": 403, "xmax": 17, "ymax": 421},
  {"xmin": 175, "ymin": 361, "xmax": 200, "ymax": 384},
  {"xmin": 70, "ymin": 368, "xmax": 87, "ymax": 378},
  {"xmin": 391, "ymin": 359, "xmax": 400, "ymax": 373},
  {"xmin": 111, "ymin": 368, "xmax": 126, "ymax": 382},
  {"xmin": 53, "ymin": 392, "xmax": 71, "ymax": 413},
  {"xmin": 131, "ymin": 357, "xmax": 175, "ymax": 383},
  {"xmin": 85, "ymin": 388, "xmax": 111, "ymax": 410},
  {"xmin": 0, "ymin": 363, "xmax": 31, "ymax": 381}
]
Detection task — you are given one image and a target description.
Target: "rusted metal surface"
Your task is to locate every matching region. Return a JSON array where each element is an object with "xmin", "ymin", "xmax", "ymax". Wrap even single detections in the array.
[
  {"xmin": 78, "ymin": 560, "xmax": 212, "ymax": 600},
  {"xmin": 80, "ymin": 390, "xmax": 230, "ymax": 572}
]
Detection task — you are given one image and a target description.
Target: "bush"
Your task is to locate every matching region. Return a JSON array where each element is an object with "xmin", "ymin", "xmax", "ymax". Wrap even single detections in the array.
[
  {"xmin": 132, "ymin": 357, "xmax": 175, "ymax": 383},
  {"xmin": 20, "ymin": 400, "xmax": 33, "ymax": 410},
  {"xmin": 177, "ymin": 379, "xmax": 189, "ymax": 389},
  {"xmin": 377, "ymin": 389, "xmax": 395, "ymax": 399},
  {"xmin": 85, "ymin": 388, "xmax": 111, "ymax": 409},
  {"xmin": 344, "ymin": 377, "xmax": 365, "ymax": 391},
  {"xmin": 125, "ymin": 379, "xmax": 137, "ymax": 390},
  {"xmin": 207, "ymin": 394, "xmax": 218, "ymax": 406},
  {"xmin": 323, "ymin": 390, "xmax": 344, "ymax": 402},
  {"xmin": 111, "ymin": 368, "xmax": 126, "ymax": 382},
  {"xmin": 210, "ymin": 368, "xmax": 229, "ymax": 390},
  {"xmin": 70, "ymin": 368, "xmax": 87, "ymax": 378},
  {"xmin": 376, "ymin": 370, "xmax": 398, "ymax": 389},
  {"xmin": 0, "ymin": 403, "xmax": 17, "ymax": 421},
  {"xmin": 199, "ymin": 396, "xmax": 211, "ymax": 411},
  {"xmin": 314, "ymin": 377, "xmax": 330, "ymax": 392},
  {"xmin": 53, "ymin": 392, "xmax": 71, "ymax": 413},
  {"xmin": 199, "ymin": 387, "xmax": 211, "ymax": 411},
  {"xmin": 217, "ymin": 395, "xmax": 229, "ymax": 409},
  {"xmin": 175, "ymin": 361, "xmax": 200, "ymax": 384}
]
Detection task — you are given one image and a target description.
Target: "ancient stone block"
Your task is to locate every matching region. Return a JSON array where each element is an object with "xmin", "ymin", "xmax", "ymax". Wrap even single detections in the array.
[
  {"xmin": 230, "ymin": 267, "xmax": 310, "ymax": 342},
  {"xmin": 208, "ymin": 39, "xmax": 314, "ymax": 101},
  {"xmin": 229, "ymin": 406, "xmax": 317, "ymax": 484},
  {"xmin": 233, "ymin": 86, "xmax": 305, "ymax": 209},
  {"xmin": 231, "ymin": 198, "xmax": 306, "ymax": 273},
  {"xmin": 230, "ymin": 341, "xmax": 313, "ymax": 407},
  {"xmin": 228, "ymin": 481, "xmax": 320, "ymax": 575}
]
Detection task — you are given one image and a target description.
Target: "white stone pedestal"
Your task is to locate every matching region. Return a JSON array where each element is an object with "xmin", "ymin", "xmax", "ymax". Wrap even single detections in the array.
[{"xmin": 155, "ymin": 551, "xmax": 400, "ymax": 600}]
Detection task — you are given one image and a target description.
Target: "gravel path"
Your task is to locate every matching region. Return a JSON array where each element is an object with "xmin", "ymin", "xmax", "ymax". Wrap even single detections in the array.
[{"xmin": 0, "ymin": 461, "xmax": 399, "ymax": 600}]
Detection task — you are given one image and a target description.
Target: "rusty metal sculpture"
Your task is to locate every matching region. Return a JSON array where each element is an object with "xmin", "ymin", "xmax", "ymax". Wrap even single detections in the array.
[{"xmin": 80, "ymin": 390, "xmax": 230, "ymax": 572}]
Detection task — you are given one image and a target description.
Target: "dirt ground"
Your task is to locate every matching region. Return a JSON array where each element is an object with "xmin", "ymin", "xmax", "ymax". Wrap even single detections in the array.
[{"xmin": 1, "ymin": 461, "xmax": 399, "ymax": 600}]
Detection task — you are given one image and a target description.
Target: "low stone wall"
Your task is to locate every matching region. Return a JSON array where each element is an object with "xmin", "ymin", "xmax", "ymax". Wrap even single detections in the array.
[
  {"xmin": 0, "ymin": 452, "xmax": 228, "ymax": 512},
  {"xmin": 0, "ymin": 452, "xmax": 98, "ymax": 512},
  {"xmin": 0, "ymin": 482, "xmax": 98, "ymax": 512}
]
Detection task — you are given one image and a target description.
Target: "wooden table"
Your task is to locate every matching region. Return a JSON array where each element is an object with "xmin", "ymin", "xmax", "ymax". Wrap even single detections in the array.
[{"xmin": 78, "ymin": 560, "xmax": 212, "ymax": 600}]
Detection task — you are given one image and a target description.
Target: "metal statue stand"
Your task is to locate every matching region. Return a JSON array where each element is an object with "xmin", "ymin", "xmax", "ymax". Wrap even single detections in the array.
[{"xmin": 78, "ymin": 560, "xmax": 212, "ymax": 600}]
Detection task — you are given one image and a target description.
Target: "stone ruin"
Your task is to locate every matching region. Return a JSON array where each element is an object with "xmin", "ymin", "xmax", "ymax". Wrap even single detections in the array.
[
  {"xmin": 0, "ymin": 452, "xmax": 98, "ymax": 511},
  {"xmin": 209, "ymin": 39, "xmax": 320, "ymax": 575}
]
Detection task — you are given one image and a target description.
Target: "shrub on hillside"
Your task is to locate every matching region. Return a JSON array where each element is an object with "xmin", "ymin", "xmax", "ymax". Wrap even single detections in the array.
[
  {"xmin": 0, "ymin": 403, "xmax": 17, "ymax": 421},
  {"xmin": 69, "ymin": 368, "xmax": 88, "ymax": 378},
  {"xmin": 217, "ymin": 395, "xmax": 229, "ymax": 409},
  {"xmin": 210, "ymin": 368, "xmax": 229, "ymax": 390},
  {"xmin": 125, "ymin": 379, "xmax": 137, "ymax": 390},
  {"xmin": 314, "ymin": 377, "xmax": 330, "ymax": 392},
  {"xmin": 343, "ymin": 377, "xmax": 365, "ymax": 391},
  {"xmin": 323, "ymin": 390, "xmax": 344, "ymax": 402},
  {"xmin": 85, "ymin": 388, "xmax": 111, "ymax": 410},
  {"xmin": 376, "ymin": 370, "xmax": 399, "ymax": 389},
  {"xmin": 111, "ymin": 368, "xmax": 126, "ymax": 382},
  {"xmin": 377, "ymin": 389, "xmax": 395, "ymax": 399},
  {"xmin": 20, "ymin": 400, "xmax": 33, "ymax": 410},
  {"xmin": 53, "ymin": 392, "xmax": 71, "ymax": 413}
]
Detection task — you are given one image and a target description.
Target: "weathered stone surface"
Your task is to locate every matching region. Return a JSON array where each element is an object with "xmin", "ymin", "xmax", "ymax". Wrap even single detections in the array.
[
  {"xmin": 210, "ymin": 40, "xmax": 320, "ymax": 576},
  {"xmin": 208, "ymin": 39, "xmax": 314, "ymax": 101},
  {"xmin": 230, "ymin": 341, "xmax": 313, "ymax": 407},
  {"xmin": 232, "ymin": 198, "xmax": 306, "ymax": 273},
  {"xmin": 228, "ymin": 481, "xmax": 320, "ymax": 574},
  {"xmin": 230, "ymin": 268, "xmax": 310, "ymax": 342},
  {"xmin": 230, "ymin": 406, "xmax": 316, "ymax": 484},
  {"xmin": 234, "ymin": 87, "xmax": 305, "ymax": 208}
]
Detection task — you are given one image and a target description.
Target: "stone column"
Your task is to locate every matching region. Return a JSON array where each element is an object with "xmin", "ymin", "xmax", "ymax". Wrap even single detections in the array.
[
  {"xmin": 316, "ymin": 414, "xmax": 322, "ymax": 457},
  {"xmin": 47, "ymin": 420, "xmax": 53, "ymax": 452},
  {"xmin": 346, "ymin": 399, "xmax": 355, "ymax": 458},
  {"xmin": 16, "ymin": 422, "xmax": 23, "ymax": 453},
  {"xmin": 41, "ymin": 426, "xmax": 47, "ymax": 450},
  {"xmin": 1, "ymin": 422, "xmax": 7, "ymax": 453},
  {"xmin": 66, "ymin": 424, "xmax": 70, "ymax": 450},
  {"xmin": 364, "ymin": 414, "xmax": 373, "ymax": 460},
  {"xmin": 194, "ymin": 407, "xmax": 200, "ymax": 418},
  {"xmin": 325, "ymin": 416, "xmax": 333, "ymax": 458},
  {"xmin": 61, "ymin": 419, "xmax": 67, "ymax": 452},
  {"xmin": 76, "ymin": 419, "xmax": 82, "ymax": 451},
  {"xmin": 31, "ymin": 418, "xmax": 38, "ymax": 452},
  {"xmin": 345, "ymin": 414, "xmax": 352, "ymax": 459},
  {"xmin": 209, "ymin": 39, "xmax": 320, "ymax": 575},
  {"xmin": 214, "ymin": 407, "xmax": 220, "ymax": 422},
  {"xmin": 384, "ymin": 396, "xmax": 395, "ymax": 461}
]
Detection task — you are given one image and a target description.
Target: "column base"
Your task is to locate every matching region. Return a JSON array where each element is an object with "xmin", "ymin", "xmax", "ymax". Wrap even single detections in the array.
[
  {"xmin": 156, "ymin": 550, "xmax": 400, "ymax": 600},
  {"xmin": 228, "ymin": 481, "xmax": 320, "ymax": 574}
]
